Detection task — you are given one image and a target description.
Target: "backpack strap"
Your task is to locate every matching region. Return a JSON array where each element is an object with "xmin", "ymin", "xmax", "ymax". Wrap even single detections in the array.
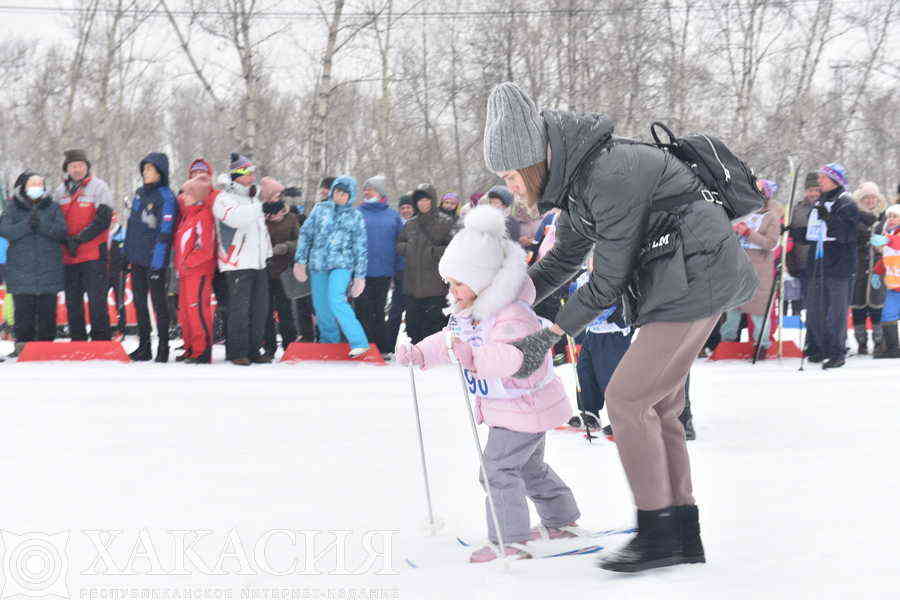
[{"xmin": 651, "ymin": 189, "xmax": 723, "ymax": 213}]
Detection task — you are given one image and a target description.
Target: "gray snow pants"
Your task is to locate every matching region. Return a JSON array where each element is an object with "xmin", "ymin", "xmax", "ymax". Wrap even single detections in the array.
[{"xmin": 480, "ymin": 427, "xmax": 580, "ymax": 544}]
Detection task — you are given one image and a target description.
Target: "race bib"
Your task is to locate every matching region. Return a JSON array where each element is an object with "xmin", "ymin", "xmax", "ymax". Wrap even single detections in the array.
[{"xmin": 806, "ymin": 204, "xmax": 836, "ymax": 242}]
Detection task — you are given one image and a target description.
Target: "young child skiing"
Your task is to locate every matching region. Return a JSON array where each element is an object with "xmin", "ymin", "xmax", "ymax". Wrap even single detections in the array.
[
  {"xmin": 569, "ymin": 259, "xmax": 632, "ymax": 435},
  {"xmin": 396, "ymin": 205, "xmax": 582, "ymax": 563},
  {"xmin": 871, "ymin": 204, "xmax": 900, "ymax": 359}
]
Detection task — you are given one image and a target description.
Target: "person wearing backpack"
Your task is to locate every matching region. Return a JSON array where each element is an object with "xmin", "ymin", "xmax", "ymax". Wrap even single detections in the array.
[{"xmin": 481, "ymin": 82, "xmax": 757, "ymax": 573}]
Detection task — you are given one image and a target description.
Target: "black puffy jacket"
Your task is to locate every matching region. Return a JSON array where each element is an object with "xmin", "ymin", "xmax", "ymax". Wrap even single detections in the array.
[
  {"xmin": 530, "ymin": 110, "xmax": 757, "ymax": 334},
  {"xmin": 0, "ymin": 191, "xmax": 69, "ymax": 295}
]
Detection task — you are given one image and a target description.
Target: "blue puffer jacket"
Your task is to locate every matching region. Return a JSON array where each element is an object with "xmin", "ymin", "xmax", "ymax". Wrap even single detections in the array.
[
  {"xmin": 295, "ymin": 176, "xmax": 368, "ymax": 278},
  {"xmin": 358, "ymin": 200, "xmax": 403, "ymax": 277},
  {"xmin": 125, "ymin": 152, "xmax": 179, "ymax": 270}
]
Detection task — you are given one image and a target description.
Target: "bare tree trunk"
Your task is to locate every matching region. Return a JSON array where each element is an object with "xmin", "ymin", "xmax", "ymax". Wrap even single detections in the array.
[{"xmin": 305, "ymin": 0, "xmax": 345, "ymax": 215}]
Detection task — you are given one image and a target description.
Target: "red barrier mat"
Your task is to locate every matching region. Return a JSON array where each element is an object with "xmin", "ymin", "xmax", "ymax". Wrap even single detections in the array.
[
  {"xmin": 17, "ymin": 341, "xmax": 131, "ymax": 363},
  {"xmin": 280, "ymin": 342, "xmax": 385, "ymax": 365},
  {"xmin": 708, "ymin": 341, "xmax": 803, "ymax": 361}
]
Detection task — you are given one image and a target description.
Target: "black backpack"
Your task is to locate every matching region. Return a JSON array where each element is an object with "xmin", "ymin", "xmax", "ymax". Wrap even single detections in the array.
[{"xmin": 649, "ymin": 122, "xmax": 766, "ymax": 219}]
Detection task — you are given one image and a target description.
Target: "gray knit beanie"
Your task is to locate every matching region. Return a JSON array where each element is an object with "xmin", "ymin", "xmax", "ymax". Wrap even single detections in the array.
[
  {"xmin": 362, "ymin": 174, "xmax": 387, "ymax": 198},
  {"xmin": 483, "ymin": 82, "xmax": 548, "ymax": 173}
]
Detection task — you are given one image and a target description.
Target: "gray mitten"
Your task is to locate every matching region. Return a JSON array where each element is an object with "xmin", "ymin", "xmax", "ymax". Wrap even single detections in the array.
[{"xmin": 509, "ymin": 328, "xmax": 562, "ymax": 379}]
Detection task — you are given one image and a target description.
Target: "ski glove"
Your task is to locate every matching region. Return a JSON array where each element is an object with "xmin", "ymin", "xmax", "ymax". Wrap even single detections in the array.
[
  {"xmin": 871, "ymin": 274, "xmax": 882, "ymax": 290},
  {"xmin": 292, "ymin": 263, "xmax": 308, "ymax": 282},
  {"xmin": 350, "ymin": 277, "xmax": 366, "ymax": 298},
  {"xmin": 870, "ymin": 234, "xmax": 889, "ymax": 248},
  {"xmin": 395, "ymin": 344, "xmax": 424, "ymax": 368},
  {"xmin": 272, "ymin": 243, "xmax": 289, "ymax": 255},
  {"xmin": 509, "ymin": 328, "xmax": 562, "ymax": 379}
]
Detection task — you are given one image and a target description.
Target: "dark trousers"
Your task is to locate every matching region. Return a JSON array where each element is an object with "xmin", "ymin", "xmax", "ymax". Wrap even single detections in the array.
[
  {"xmin": 294, "ymin": 296, "xmax": 315, "ymax": 341},
  {"xmin": 575, "ymin": 330, "xmax": 632, "ymax": 414},
  {"xmin": 406, "ymin": 295, "xmax": 447, "ymax": 344},
  {"xmin": 264, "ymin": 276, "xmax": 297, "ymax": 354},
  {"xmin": 355, "ymin": 275, "xmax": 392, "ymax": 353},
  {"xmin": 385, "ymin": 273, "xmax": 406, "ymax": 351},
  {"xmin": 806, "ymin": 272, "xmax": 852, "ymax": 360},
  {"xmin": 131, "ymin": 264, "xmax": 170, "ymax": 346},
  {"xmin": 225, "ymin": 268, "xmax": 269, "ymax": 360},
  {"xmin": 64, "ymin": 259, "xmax": 110, "ymax": 341},
  {"xmin": 213, "ymin": 269, "xmax": 229, "ymax": 341},
  {"xmin": 13, "ymin": 293, "xmax": 57, "ymax": 342},
  {"xmin": 852, "ymin": 306, "xmax": 882, "ymax": 326}
]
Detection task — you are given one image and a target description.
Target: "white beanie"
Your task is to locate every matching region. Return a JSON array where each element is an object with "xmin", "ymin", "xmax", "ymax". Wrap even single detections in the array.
[{"xmin": 439, "ymin": 205, "xmax": 527, "ymax": 318}]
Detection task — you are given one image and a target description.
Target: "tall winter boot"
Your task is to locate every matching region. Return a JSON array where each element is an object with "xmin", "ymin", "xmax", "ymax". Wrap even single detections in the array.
[
  {"xmin": 129, "ymin": 339, "xmax": 152, "ymax": 361},
  {"xmin": 874, "ymin": 321, "xmax": 900, "ymax": 359},
  {"xmin": 598, "ymin": 507, "xmax": 681, "ymax": 573},
  {"xmin": 674, "ymin": 505, "xmax": 706, "ymax": 564},
  {"xmin": 854, "ymin": 323, "xmax": 869, "ymax": 355},
  {"xmin": 154, "ymin": 341, "xmax": 169, "ymax": 363},
  {"xmin": 872, "ymin": 322, "xmax": 887, "ymax": 356}
]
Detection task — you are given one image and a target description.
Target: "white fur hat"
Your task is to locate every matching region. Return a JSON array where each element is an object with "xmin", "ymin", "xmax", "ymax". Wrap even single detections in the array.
[{"xmin": 439, "ymin": 205, "xmax": 527, "ymax": 317}]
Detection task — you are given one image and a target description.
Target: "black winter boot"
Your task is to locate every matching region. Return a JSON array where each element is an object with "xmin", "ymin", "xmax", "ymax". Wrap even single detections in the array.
[
  {"xmin": 185, "ymin": 347, "xmax": 211, "ymax": 364},
  {"xmin": 599, "ymin": 507, "xmax": 681, "ymax": 573},
  {"xmin": 874, "ymin": 321, "xmax": 900, "ymax": 359},
  {"xmin": 129, "ymin": 341, "xmax": 152, "ymax": 361},
  {"xmin": 854, "ymin": 324, "xmax": 868, "ymax": 355},
  {"xmin": 674, "ymin": 504, "xmax": 706, "ymax": 564},
  {"xmin": 154, "ymin": 342, "xmax": 169, "ymax": 363}
]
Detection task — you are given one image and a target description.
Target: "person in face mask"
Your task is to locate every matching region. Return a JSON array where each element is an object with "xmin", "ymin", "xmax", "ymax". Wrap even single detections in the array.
[
  {"xmin": 0, "ymin": 171, "xmax": 68, "ymax": 357},
  {"xmin": 354, "ymin": 175, "xmax": 403, "ymax": 356},
  {"xmin": 260, "ymin": 176, "xmax": 299, "ymax": 359}
]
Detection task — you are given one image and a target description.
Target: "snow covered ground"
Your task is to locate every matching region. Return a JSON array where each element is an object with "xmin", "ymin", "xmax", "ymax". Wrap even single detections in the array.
[{"xmin": 0, "ymin": 337, "xmax": 897, "ymax": 600}]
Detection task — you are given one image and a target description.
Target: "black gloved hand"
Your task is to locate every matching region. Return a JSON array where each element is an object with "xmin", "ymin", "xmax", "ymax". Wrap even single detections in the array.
[
  {"xmin": 149, "ymin": 270, "xmax": 163, "ymax": 281},
  {"xmin": 29, "ymin": 210, "xmax": 39, "ymax": 231},
  {"xmin": 509, "ymin": 327, "xmax": 563, "ymax": 379},
  {"xmin": 262, "ymin": 201, "xmax": 283, "ymax": 216},
  {"xmin": 814, "ymin": 204, "xmax": 830, "ymax": 222},
  {"xmin": 65, "ymin": 236, "xmax": 81, "ymax": 256}
]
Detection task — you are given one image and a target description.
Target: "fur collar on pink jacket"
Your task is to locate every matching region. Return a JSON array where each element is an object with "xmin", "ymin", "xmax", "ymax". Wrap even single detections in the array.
[{"xmin": 414, "ymin": 277, "xmax": 572, "ymax": 433}]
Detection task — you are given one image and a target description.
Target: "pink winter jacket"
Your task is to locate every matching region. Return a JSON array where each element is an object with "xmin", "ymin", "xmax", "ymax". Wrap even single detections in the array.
[{"xmin": 415, "ymin": 278, "xmax": 572, "ymax": 433}]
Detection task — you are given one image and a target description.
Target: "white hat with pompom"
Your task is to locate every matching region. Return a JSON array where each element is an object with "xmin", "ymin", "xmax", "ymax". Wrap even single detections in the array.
[{"xmin": 439, "ymin": 205, "xmax": 526, "ymax": 296}]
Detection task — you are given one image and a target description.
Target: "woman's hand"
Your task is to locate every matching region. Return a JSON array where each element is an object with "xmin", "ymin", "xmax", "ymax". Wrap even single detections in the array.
[{"xmin": 292, "ymin": 263, "xmax": 308, "ymax": 282}]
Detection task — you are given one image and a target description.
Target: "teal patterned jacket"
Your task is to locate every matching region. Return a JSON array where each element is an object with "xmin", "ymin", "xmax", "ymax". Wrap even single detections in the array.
[{"xmin": 294, "ymin": 175, "xmax": 368, "ymax": 278}]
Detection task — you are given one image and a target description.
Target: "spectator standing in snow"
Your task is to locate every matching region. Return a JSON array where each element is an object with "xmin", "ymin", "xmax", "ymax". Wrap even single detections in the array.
[
  {"xmin": 55, "ymin": 149, "xmax": 114, "ymax": 342},
  {"xmin": 213, "ymin": 153, "xmax": 273, "ymax": 366},
  {"xmin": 0, "ymin": 171, "xmax": 68, "ymax": 357},
  {"xmin": 720, "ymin": 179, "xmax": 783, "ymax": 354},
  {"xmin": 439, "ymin": 192, "xmax": 461, "ymax": 221},
  {"xmin": 293, "ymin": 176, "xmax": 370, "ymax": 358},
  {"xmin": 282, "ymin": 186, "xmax": 315, "ymax": 342},
  {"xmin": 785, "ymin": 173, "xmax": 821, "ymax": 309},
  {"xmin": 395, "ymin": 185, "xmax": 454, "ymax": 344},
  {"xmin": 850, "ymin": 182, "xmax": 887, "ymax": 355},
  {"xmin": 796, "ymin": 163, "xmax": 859, "ymax": 369},
  {"xmin": 485, "ymin": 185, "xmax": 521, "ymax": 243},
  {"xmin": 870, "ymin": 204, "xmax": 900, "ymax": 358},
  {"xmin": 261, "ymin": 176, "xmax": 299, "ymax": 358},
  {"xmin": 124, "ymin": 153, "xmax": 179, "ymax": 362},
  {"xmin": 173, "ymin": 173, "xmax": 217, "ymax": 364},
  {"xmin": 385, "ymin": 193, "xmax": 415, "ymax": 352},
  {"xmin": 482, "ymin": 82, "xmax": 757, "ymax": 573},
  {"xmin": 356, "ymin": 175, "xmax": 403, "ymax": 355}
]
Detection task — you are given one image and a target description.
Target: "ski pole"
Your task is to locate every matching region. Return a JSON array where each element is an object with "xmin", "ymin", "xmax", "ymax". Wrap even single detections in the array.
[
  {"xmin": 408, "ymin": 363, "xmax": 441, "ymax": 535},
  {"xmin": 446, "ymin": 329, "xmax": 509, "ymax": 566}
]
